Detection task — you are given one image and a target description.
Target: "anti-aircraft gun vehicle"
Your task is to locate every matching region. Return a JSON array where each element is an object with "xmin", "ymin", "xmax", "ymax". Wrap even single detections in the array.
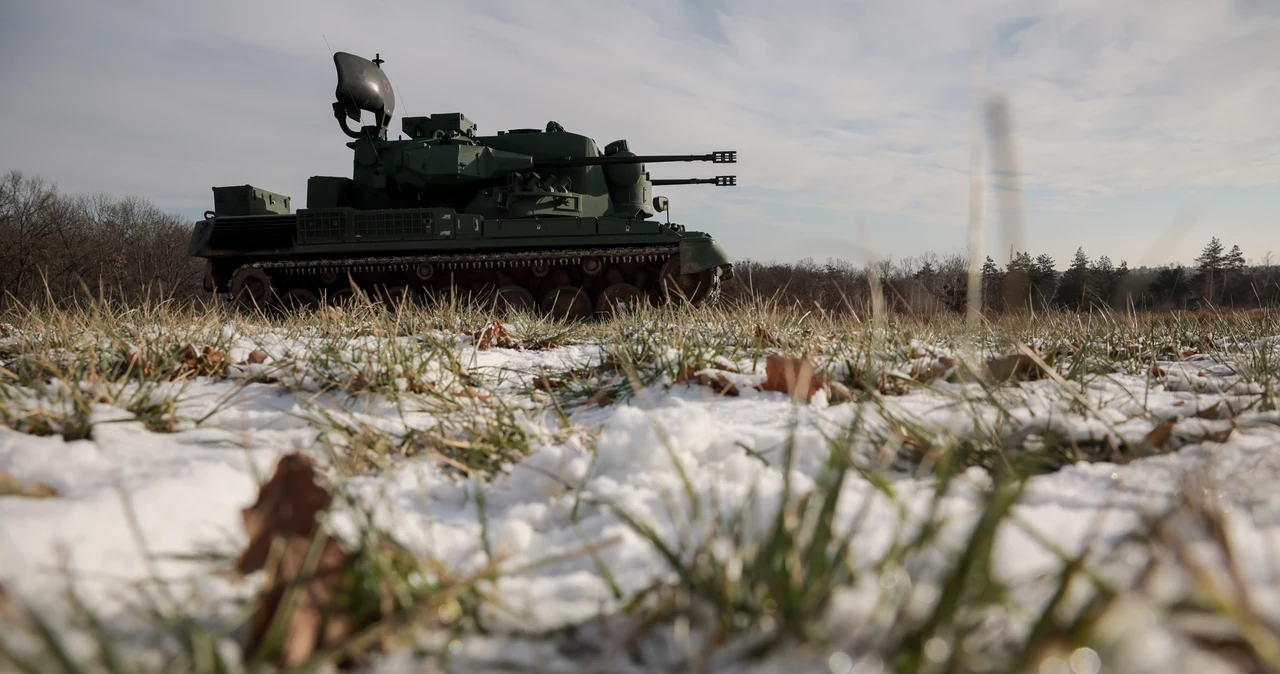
[{"xmin": 188, "ymin": 51, "xmax": 736, "ymax": 318}]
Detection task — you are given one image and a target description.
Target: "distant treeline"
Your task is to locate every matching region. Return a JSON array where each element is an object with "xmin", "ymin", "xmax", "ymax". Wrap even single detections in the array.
[
  {"xmin": 2, "ymin": 169, "xmax": 1276, "ymax": 313},
  {"xmin": 721, "ymin": 239, "xmax": 1280, "ymax": 315}
]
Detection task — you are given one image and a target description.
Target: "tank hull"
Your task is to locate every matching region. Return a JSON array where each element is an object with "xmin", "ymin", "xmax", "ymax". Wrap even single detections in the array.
[{"xmin": 190, "ymin": 207, "xmax": 732, "ymax": 316}]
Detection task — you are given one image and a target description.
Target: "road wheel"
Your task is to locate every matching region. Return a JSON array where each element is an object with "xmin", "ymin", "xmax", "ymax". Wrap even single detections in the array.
[
  {"xmin": 382, "ymin": 284, "xmax": 420, "ymax": 308},
  {"xmin": 659, "ymin": 256, "xmax": 716, "ymax": 305},
  {"xmin": 329, "ymin": 287, "xmax": 356, "ymax": 306},
  {"xmin": 230, "ymin": 267, "xmax": 274, "ymax": 308},
  {"xmin": 596, "ymin": 283, "xmax": 644, "ymax": 317},
  {"xmin": 281, "ymin": 288, "xmax": 322, "ymax": 311},
  {"xmin": 540, "ymin": 286, "xmax": 591, "ymax": 321},
  {"xmin": 494, "ymin": 285, "xmax": 536, "ymax": 316}
]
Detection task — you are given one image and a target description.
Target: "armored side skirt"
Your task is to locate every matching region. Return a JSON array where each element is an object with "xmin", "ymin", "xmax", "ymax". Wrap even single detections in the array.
[{"xmin": 190, "ymin": 209, "xmax": 733, "ymax": 277}]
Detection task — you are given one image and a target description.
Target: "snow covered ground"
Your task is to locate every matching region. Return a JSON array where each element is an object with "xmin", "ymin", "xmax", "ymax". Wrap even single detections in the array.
[{"xmin": 1, "ymin": 310, "xmax": 1279, "ymax": 672}]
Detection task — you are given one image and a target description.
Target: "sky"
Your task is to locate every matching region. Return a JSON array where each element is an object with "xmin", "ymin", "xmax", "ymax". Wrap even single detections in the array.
[{"xmin": 1, "ymin": 0, "xmax": 1277, "ymax": 269}]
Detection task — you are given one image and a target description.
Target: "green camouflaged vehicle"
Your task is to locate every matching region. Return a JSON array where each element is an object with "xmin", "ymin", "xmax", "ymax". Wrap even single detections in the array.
[{"xmin": 188, "ymin": 51, "xmax": 735, "ymax": 318}]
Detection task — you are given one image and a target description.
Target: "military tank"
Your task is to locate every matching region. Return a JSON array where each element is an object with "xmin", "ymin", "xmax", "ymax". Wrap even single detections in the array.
[{"xmin": 187, "ymin": 51, "xmax": 735, "ymax": 319}]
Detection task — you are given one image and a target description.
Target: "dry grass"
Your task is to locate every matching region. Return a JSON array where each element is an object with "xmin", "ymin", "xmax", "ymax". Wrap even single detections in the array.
[{"xmin": 0, "ymin": 294, "xmax": 1277, "ymax": 672}]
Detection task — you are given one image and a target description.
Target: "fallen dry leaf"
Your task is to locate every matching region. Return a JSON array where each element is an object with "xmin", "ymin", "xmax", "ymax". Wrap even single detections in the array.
[
  {"xmin": 711, "ymin": 356, "xmax": 740, "ymax": 373},
  {"xmin": 1143, "ymin": 420, "xmax": 1176, "ymax": 451},
  {"xmin": 673, "ymin": 363, "xmax": 698, "ymax": 384},
  {"xmin": 985, "ymin": 353, "xmax": 1046, "ymax": 383},
  {"xmin": 454, "ymin": 386, "xmax": 491, "ymax": 401},
  {"xmin": 674, "ymin": 363, "xmax": 740, "ymax": 396},
  {"xmin": 236, "ymin": 453, "xmax": 383, "ymax": 669},
  {"xmin": 1150, "ymin": 364, "xmax": 1167, "ymax": 378},
  {"xmin": 695, "ymin": 371, "xmax": 740, "ymax": 396},
  {"xmin": 758, "ymin": 354, "xmax": 826, "ymax": 402},
  {"xmin": 911, "ymin": 356, "xmax": 955, "ymax": 383},
  {"xmin": 122, "ymin": 349, "xmax": 156, "ymax": 378},
  {"xmin": 237, "ymin": 454, "xmax": 332, "ymax": 573},
  {"xmin": 827, "ymin": 381, "xmax": 855, "ymax": 404},
  {"xmin": 471, "ymin": 320, "xmax": 516, "ymax": 350},
  {"xmin": 1195, "ymin": 402, "xmax": 1229, "ymax": 420},
  {"xmin": 587, "ymin": 389, "xmax": 616, "ymax": 407},
  {"xmin": 172, "ymin": 344, "xmax": 228, "ymax": 379},
  {"xmin": 532, "ymin": 375, "xmax": 565, "ymax": 391},
  {"xmin": 245, "ymin": 349, "xmax": 268, "ymax": 365},
  {"xmin": 753, "ymin": 325, "xmax": 780, "ymax": 346},
  {"xmin": 0, "ymin": 472, "xmax": 59, "ymax": 499}
]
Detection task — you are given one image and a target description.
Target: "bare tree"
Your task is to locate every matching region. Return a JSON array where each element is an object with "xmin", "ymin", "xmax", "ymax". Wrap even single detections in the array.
[{"xmin": 0, "ymin": 170, "xmax": 203, "ymax": 307}]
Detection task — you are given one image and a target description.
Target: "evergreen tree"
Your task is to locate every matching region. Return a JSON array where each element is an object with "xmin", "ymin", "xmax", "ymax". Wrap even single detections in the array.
[
  {"xmin": 981, "ymin": 256, "xmax": 1001, "ymax": 278},
  {"xmin": 1196, "ymin": 237, "xmax": 1225, "ymax": 269},
  {"xmin": 1088, "ymin": 255, "xmax": 1120, "ymax": 308},
  {"xmin": 1003, "ymin": 252, "xmax": 1034, "ymax": 311},
  {"xmin": 1195, "ymin": 237, "xmax": 1226, "ymax": 304},
  {"xmin": 1114, "ymin": 260, "xmax": 1130, "ymax": 306},
  {"xmin": 981, "ymin": 256, "xmax": 1003, "ymax": 311},
  {"xmin": 1057, "ymin": 248, "xmax": 1091, "ymax": 309},
  {"xmin": 1221, "ymin": 244, "xmax": 1248, "ymax": 305},
  {"xmin": 1031, "ymin": 253, "xmax": 1058, "ymax": 308},
  {"xmin": 1149, "ymin": 265, "xmax": 1190, "ymax": 306},
  {"xmin": 1226, "ymin": 245, "xmax": 1246, "ymax": 271}
]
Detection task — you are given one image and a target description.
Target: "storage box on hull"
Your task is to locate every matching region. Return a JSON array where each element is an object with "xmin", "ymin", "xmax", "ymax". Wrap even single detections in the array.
[{"xmin": 212, "ymin": 185, "xmax": 292, "ymax": 216}]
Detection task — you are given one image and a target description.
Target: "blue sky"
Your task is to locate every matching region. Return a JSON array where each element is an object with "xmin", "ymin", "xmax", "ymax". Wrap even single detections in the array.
[{"xmin": 1, "ymin": 0, "xmax": 1277, "ymax": 269}]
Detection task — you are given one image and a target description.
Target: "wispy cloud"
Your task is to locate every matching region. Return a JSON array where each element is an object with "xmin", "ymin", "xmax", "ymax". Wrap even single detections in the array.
[{"xmin": 1, "ymin": 0, "xmax": 1276, "ymax": 266}]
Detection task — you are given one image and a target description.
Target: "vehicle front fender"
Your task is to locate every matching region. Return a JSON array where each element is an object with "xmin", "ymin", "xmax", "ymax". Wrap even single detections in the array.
[
  {"xmin": 188, "ymin": 219, "xmax": 214, "ymax": 257},
  {"xmin": 678, "ymin": 235, "xmax": 734, "ymax": 279}
]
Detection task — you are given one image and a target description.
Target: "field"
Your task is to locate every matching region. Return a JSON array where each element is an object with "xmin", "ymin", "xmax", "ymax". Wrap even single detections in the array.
[{"xmin": 1, "ymin": 295, "xmax": 1279, "ymax": 673}]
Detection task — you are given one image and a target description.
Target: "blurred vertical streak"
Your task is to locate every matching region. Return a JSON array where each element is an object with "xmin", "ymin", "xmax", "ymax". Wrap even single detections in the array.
[
  {"xmin": 966, "ymin": 47, "xmax": 986, "ymax": 331},
  {"xmin": 859, "ymin": 217, "xmax": 884, "ymax": 338},
  {"xmin": 985, "ymin": 94, "xmax": 1024, "ymax": 259},
  {"xmin": 985, "ymin": 94, "xmax": 1026, "ymax": 311}
]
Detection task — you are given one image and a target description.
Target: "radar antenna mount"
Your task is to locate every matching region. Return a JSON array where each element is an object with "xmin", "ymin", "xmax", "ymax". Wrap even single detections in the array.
[{"xmin": 331, "ymin": 51, "xmax": 396, "ymax": 140}]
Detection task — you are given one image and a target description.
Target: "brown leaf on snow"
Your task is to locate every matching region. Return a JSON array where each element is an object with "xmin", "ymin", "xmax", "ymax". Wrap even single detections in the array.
[
  {"xmin": 753, "ymin": 325, "xmax": 780, "ymax": 346},
  {"xmin": 1143, "ymin": 420, "xmax": 1176, "ymax": 451},
  {"xmin": 172, "ymin": 344, "xmax": 228, "ymax": 379},
  {"xmin": 674, "ymin": 363, "xmax": 740, "ymax": 396},
  {"xmin": 911, "ymin": 356, "xmax": 955, "ymax": 383},
  {"xmin": 1195, "ymin": 402, "xmax": 1234, "ymax": 420},
  {"xmin": 758, "ymin": 354, "xmax": 826, "ymax": 402},
  {"xmin": 695, "ymin": 371, "xmax": 740, "ymax": 396},
  {"xmin": 244, "ymin": 349, "xmax": 269, "ymax": 365},
  {"xmin": 471, "ymin": 320, "xmax": 516, "ymax": 350},
  {"xmin": 0, "ymin": 472, "xmax": 59, "ymax": 499},
  {"xmin": 236, "ymin": 453, "xmax": 380, "ymax": 669},
  {"xmin": 532, "ymin": 375, "xmax": 565, "ymax": 391},
  {"xmin": 1150, "ymin": 364, "xmax": 1166, "ymax": 378},
  {"xmin": 454, "ymin": 386, "xmax": 491, "ymax": 401},
  {"xmin": 827, "ymin": 381, "xmax": 855, "ymax": 404},
  {"xmin": 673, "ymin": 363, "xmax": 698, "ymax": 384},
  {"xmin": 587, "ymin": 388, "xmax": 616, "ymax": 407},
  {"xmin": 122, "ymin": 350, "xmax": 156, "ymax": 378},
  {"xmin": 985, "ymin": 353, "xmax": 1046, "ymax": 383},
  {"xmin": 237, "ymin": 454, "xmax": 332, "ymax": 573}
]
